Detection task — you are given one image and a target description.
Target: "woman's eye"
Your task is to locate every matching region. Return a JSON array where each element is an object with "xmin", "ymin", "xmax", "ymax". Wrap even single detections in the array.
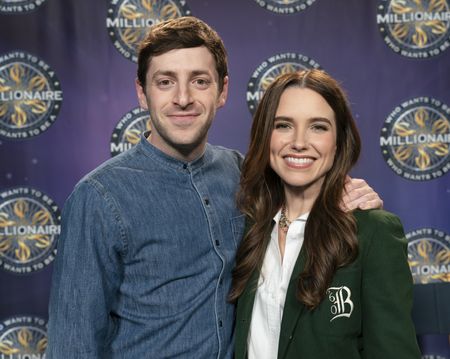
[
  {"xmin": 274, "ymin": 122, "xmax": 290, "ymax": 129},
  {"xmin": 312, "ymin": 124, "xmax": 329, "ymax": 131}
]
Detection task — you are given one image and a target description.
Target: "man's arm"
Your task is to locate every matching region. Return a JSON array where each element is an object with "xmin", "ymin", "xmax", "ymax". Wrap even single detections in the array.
[
  {"xmin": 341, "ymin": 176, "xmax": 383, "ymax": 211},
  {"xmin": 46, "ymin": 181, "xmax": 125, "ymax": 358}
]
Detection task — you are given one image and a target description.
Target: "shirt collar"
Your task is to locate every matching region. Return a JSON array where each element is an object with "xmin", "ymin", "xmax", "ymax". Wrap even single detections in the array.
[
  {"xmin": 272, "ymin": 209, "xmax": 308, "ymax": 239},
  {"xmin": 273, "ymin": 209, "xmax": 309, "ymax": 225},
  {"xmin": 136, "ymin": 131, "xmax": 211, "ymax": 172}
]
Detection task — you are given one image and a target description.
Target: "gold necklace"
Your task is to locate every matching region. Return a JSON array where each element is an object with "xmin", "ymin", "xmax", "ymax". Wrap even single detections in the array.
[{"xmin": 279, "ymin": 205, "xmax": 291, "ymax": 233}]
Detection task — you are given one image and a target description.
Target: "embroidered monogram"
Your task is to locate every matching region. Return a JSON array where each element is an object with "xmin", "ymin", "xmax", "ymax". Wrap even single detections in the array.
[{"xmin": 327, "ymin": 286, "xmax": 354, "ymax": 322}]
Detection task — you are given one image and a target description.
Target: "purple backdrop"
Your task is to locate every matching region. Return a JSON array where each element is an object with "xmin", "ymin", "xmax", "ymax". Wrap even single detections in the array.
[{"xmin": 0, "ymin": 0, "xmax": 449, "ymax": 357}]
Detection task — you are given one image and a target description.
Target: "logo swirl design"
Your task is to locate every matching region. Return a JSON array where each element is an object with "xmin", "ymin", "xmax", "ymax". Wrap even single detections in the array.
[
  {"xmin": 377, "ymin": 0, "xmax": 450, "ymax": 58},
  {"xmin": 406, "ymin": 228, "xmax": 449, "ymax": 284},
  {"xmin": 0, "ymin": 187, "xmax": 60, "ymax": 274},
  {"xmin": 106, "ymin": 0, "xmax": 191, "ymax": 62},
  {"xmin": 380, "ymin": 97, "xmax": 450, "ymax": 181},
  {"xmin": 0, "ymin": 317, "xmax": 47, "ymax": 358},
  {"xmin": 246, "ymin": 53, "xmax": 321, "ymax": 114},
  {"xmin": 110, "ymin": 107, "xmax": 151, "ymax": 156},
  {"xmin": 0, "ymin": 52, "xmax": 63, "ymax": 139}
]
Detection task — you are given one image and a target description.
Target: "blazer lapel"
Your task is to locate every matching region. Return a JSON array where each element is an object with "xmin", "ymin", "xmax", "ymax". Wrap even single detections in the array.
[
  {"xmin": 277, "ymin": 249, "xmax": 307, "ymax": 359},
  {"xmin": 235, "ymin": 269, "xmax": 259, "ymax": 359}
]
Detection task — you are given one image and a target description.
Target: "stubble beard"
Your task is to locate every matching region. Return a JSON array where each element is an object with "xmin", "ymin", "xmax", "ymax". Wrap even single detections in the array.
[{"xmin": 152, "ymin": 118, "xmax": 213, "ymax": 159}]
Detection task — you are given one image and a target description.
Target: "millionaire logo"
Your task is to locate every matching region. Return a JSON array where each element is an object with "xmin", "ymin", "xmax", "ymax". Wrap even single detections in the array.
[
  {"xmin": 0, "ymin": 316, "xmax": 47, "ymax": 358},
  {"xmin": 106, "ymin": 0, "xmax": 191, "ymax": 62},
  {"xmin": 0, "ymin": 0, "xmax": 46, "ymax": 14},
  {"xmin": 246, "ymin": 52, "xmax": 321, "ymax": 114},
  {"xmin": 406, "ymin": 228, "xmax": 449, "ymax": 284},
  {"xmin": 253, "ymin": 0, "xmax": 316, "ymax": 14},
  {"xmin": 377, "ymin": 0, "xmax": 450, "ymax": 58},
  {"xmin": 0, "ymin": 187, "xmax": 60, "ymax": 274},
  {"xmin": 110, "ymin": 107, "xmax": 151, "ymax": 156},
  {"xmin": 380, "ymin": 97, "xmax": 450, "ymax": 181},
  {"xmin": 0, "ymin": 51, "xmax": 63, "ymax": 140}
]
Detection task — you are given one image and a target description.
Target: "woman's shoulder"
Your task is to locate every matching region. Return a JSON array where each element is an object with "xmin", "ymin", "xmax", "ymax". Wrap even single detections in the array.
[
  {"xmin": 353, "ymin": 209, "xmax": 407, "ymax": 252},
  {"xmin": 353, "ymin": 208, "xmax": 402, "ymax": 229}
]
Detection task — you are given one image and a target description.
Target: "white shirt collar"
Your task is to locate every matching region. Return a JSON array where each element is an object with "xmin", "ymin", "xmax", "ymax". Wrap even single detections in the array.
[{"xmin": 247, "ymin": 208, "xmax": 308, "ymax": 359}]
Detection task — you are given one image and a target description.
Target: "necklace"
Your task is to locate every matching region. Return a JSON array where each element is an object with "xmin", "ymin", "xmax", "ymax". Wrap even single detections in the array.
[{"xmin": 279, "ymin": 205, "xmax": 291, "ymax": 233}]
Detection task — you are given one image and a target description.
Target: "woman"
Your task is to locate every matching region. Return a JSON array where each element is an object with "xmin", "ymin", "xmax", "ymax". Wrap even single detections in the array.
[{"xmin": 230, "ymin": 69, "xmax": 421, "ymax": 359}]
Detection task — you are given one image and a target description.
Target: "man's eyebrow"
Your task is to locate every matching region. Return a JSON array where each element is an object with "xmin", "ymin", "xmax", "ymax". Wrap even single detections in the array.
[
  {"xmin": 190, "ymin": 70, "xmax": 212, "ymax": 77},
  {"xmin": 151, "ymin": 70, "xmax": 213, "ymax": 79},
  {"xmin": 151, "ymin": 70, "xmax": 176, "ymax": 79}
]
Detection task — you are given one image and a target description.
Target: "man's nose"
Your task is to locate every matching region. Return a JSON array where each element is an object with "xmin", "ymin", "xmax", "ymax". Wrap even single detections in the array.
[{"xmin": 173, "ymin": 83, "xmax": 193, "ymax": 108}]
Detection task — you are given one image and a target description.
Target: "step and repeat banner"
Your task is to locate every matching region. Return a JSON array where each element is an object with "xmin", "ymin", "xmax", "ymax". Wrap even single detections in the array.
[{"xmin": 0, "ymin": 0, "xmax": 449, "ymax": 357}]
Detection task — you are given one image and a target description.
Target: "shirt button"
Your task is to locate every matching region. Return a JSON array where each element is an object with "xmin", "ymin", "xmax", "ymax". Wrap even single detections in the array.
[
  {"xmin": 218, "ymin": 320, "xmax": 223, "ymax": 327},
  {"xmin": 215, "ymin": 239, "xmax": 220, "ymax": 246},
  {"xmin": 204, "ymin": 198, "xmax": 210, "ymax": 205}
]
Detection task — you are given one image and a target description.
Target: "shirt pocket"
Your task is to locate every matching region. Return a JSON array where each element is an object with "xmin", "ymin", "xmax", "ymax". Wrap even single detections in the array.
[{"xmin": 230, "ymin": 214, "xmax": 246, "ymax": 248}]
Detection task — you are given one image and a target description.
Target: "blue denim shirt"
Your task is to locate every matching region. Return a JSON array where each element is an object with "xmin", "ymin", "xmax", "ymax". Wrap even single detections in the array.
[{"xmin": 46, "ymin": 134, "xmax": 245, "ymax": 358}]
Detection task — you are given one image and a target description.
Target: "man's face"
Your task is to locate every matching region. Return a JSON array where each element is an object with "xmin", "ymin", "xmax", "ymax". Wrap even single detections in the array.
[{"xmin": 136, "ymin": 46, "xmax": 228, "ymax": 161}]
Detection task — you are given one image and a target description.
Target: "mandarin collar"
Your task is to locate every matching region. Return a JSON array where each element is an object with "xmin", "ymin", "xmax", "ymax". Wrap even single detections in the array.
[{"xmin": 136, "ymin": 131, "xmax": 210, "ymax": 171}]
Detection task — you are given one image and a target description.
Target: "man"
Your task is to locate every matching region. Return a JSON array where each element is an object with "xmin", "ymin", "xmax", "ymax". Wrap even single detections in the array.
[{"xmin": 46, "ymin": 16, "xmax": 381, "ymax": 358}]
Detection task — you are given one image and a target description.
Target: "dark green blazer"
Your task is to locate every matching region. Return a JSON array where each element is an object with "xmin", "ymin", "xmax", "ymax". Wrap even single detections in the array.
[{"xmin": 235, "ymin": 209, "xmax": 421, "ymax": 359}]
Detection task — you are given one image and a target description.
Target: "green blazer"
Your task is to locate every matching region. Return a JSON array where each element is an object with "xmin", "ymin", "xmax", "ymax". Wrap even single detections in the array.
[{"xmin": 235, "ymin": 209, "xmax": 421, "ymax": 359}]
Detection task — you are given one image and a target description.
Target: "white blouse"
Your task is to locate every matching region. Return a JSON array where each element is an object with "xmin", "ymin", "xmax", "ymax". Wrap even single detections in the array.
[{"xmin": 247, "ymin": 210, "xmax": 308, "ymax": 359}]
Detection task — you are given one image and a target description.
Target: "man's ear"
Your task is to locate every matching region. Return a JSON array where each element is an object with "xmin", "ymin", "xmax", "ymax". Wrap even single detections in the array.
[
  {"xmin": 217, "ymin": 76, "xmax": 229, "ymax": 108},
  {"xmin": 135, "ymin": 78, "xmax": 148, "ymax": 110}
]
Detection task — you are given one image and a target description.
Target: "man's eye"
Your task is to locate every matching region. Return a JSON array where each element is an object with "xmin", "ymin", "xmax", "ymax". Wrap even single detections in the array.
[
  {"xmin": 158, "ymin": 80, "xmax": 171, "ymax": 86},
  {"xmin": 194, "ymin": 78, "xmax": 210, "ymax": 87}
]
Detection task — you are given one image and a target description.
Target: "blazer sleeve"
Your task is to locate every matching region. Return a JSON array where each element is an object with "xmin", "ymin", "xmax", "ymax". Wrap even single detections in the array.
[{"xmin": 357, "ymin": 209, "xmax": 421, "ymax": 359}]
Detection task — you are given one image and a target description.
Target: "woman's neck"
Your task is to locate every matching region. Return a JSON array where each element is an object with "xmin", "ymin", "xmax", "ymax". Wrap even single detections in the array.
[{"xmin": 283, "ymin": 181, "xmax": 322, "ymax": 221}]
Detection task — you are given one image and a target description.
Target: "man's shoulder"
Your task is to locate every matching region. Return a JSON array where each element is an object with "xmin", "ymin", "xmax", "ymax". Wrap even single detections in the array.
[
  {"xmin": 208, "ymin": 144, "xmax": 243, "ymax": 157},
  {"xmin": 75, "ymin": 147, "xmax": 143, "ymax": 192},
  {"xmin": 207, "ymin": 144, "xmax": 244, "ymax": 166}
]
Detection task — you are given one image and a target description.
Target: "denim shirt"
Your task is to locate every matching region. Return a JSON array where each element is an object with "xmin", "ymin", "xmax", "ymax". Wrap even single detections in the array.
[{"xmin": 46, "ymin": 134, "xmax": 245, "ymax": 358}]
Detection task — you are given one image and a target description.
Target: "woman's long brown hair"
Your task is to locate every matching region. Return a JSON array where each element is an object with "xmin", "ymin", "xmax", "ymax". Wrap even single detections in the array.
[{"xmin": 229, "ymin": 69, "xmax": 361, "ymax": 309}]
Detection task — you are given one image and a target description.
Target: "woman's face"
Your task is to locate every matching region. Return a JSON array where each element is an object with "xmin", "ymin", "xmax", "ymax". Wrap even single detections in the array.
[{"xmin": 269, "ymin": 86, "xmax": 337, "ymax": 195}]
